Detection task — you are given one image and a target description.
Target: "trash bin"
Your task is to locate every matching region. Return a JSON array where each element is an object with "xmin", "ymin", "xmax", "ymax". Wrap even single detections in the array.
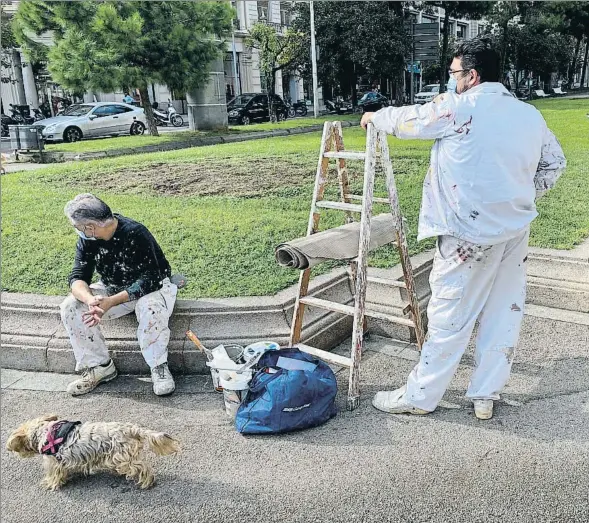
[{"xmin": 8, "ymin": 125, "xmax": 44, "ymax": 152}]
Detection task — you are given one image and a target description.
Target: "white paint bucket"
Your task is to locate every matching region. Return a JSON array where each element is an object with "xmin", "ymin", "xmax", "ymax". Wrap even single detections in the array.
[
  {"xmin": 219, "ymin": 372, "xmax": 251, "ymax": 418},
  {"xmin": 243, "ymin": 341, "xmax": 280, "ymax": 362}
]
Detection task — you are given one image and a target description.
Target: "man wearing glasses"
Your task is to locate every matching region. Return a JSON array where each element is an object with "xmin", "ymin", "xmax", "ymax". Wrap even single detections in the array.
[{"xmin": 361, "ymin": 36, "xmax": 566, "ymax": 420}]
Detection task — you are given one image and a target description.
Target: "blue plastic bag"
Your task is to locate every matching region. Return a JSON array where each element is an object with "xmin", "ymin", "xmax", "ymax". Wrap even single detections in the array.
[{"xmin": 235, "ymin": 348, "xmax": 338, "ymax": 434}]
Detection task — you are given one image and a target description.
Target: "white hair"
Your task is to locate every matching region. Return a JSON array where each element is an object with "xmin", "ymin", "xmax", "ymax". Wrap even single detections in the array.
[{"xmin": 64, "ymin": 193, "xmax": 114, "ymax": 227}]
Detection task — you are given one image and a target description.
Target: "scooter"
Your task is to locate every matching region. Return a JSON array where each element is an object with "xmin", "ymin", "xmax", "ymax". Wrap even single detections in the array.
[{"xmin": 153, "ymin": 101, "xmax": 184, "ymax": 127}]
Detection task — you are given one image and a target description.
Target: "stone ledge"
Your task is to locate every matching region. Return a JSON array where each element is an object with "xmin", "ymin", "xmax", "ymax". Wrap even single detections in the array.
[
  {"xmin": 30, "ymin": 121, "xmax": 357, "ymax": 164},
  {"xmin": 0, "ymin": 251, "xmax": 431, "ymax": 375},
  {"xmin": 3, "ymin": 246, "xmax": 587, "ymax": 374}
]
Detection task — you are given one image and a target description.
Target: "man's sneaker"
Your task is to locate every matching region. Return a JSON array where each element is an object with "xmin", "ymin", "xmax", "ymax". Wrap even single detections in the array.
[
  {"xmin": 67, "ymin": 360, "xmax": 118, "ymax": 396},
  {"xmin": 372, "ymin": 386, "xmax": 431, "ymax": 415},
  {"xmin": 151, "ymin": 363, "xmax": 175, "ymax": 396},
  {"xmin": 473, "ymin": 399, "xmax": 494, "ymax": 420}
]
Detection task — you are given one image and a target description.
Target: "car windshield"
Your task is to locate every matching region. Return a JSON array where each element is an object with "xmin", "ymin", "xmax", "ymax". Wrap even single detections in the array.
[
  {"xmin": 229, "ymin": 95, "xmax": 256, "ymax": 107},
  {"xmin": 422, "ymin": 85, "xmax": 439, "ymax": 93},
  {"xmin": 63, "ymin": 104, "xmax": 93, "ymax": 116},
  {"xmin": 360, "ymin": 93, "xmax": 376, "ymax": 102}
]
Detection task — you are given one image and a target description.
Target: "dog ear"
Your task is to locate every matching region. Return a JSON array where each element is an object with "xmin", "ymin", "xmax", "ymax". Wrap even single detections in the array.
[
  {"xmin": 5, "ymin": 428, "xmax": 30, "ymax": 453},
  {"xmin": 41, "ymin": 414, "xmax": 58, "ymax": 422}
]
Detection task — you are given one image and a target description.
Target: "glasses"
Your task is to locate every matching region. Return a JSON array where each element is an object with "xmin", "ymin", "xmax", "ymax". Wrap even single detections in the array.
[{"xmin": 448, "ymin": 68, "xmax": 470, "ymax": 77}]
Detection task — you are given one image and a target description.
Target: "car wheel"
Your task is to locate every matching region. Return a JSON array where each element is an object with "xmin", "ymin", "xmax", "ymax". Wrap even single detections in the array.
[
  {"xmin": 240, "ymin": 115, "xmax": 250, "ymax": 125},
  {"xmin": 64, "ymin": 127, "xmax": 83, "ymax": 143},
  {"xmin": 130, "ymin": 121, "xmax": 146, "ymax": 136},
  {"xmin": 171, "ymin": 115, "xmax": 184, "ymax": 127}
]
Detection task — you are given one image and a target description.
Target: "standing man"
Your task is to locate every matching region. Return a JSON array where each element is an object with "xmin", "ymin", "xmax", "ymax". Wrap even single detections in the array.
[
  {"xmin": 361, "ymin": 36, "xmax": 566, "ymax": 419},
  {"xmin": 61, "ymin": 194, "xmax": 177, "ymax": 397}
]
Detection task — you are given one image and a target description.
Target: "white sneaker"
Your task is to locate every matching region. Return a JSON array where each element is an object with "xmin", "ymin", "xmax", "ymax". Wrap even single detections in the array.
[
  {"xmin": 473, "ymin": 399, "xmax": 494, "ymax": 420},
  {"xmin": 372, "ymin": 386, "xmax": 431, "ymax": 415},
  {"xmin": 67, "ymin": 360, "xmax": 118, "ymax": 396},
  {"xmin": 151, "ymin": 363, "xmax": 175, "ymax": 396}
]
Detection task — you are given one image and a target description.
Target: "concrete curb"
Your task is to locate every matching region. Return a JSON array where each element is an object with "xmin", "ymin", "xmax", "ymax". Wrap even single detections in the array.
[
  {"xmin": 0, "ymin": 251, "xmax": 433, "ymax": 375},
  {"xmin": 2, "ymin": 245, "xmax": 588, "ymax": 375},
  {"xmin": 25, "ymin": 121, "xmax": 358, "ymax": 164}
]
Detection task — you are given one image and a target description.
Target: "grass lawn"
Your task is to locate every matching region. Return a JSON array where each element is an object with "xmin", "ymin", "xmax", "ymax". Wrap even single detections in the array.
[
  {"xmin": 44, "ymin": 114, "xmax": 360, "ymax": 154},
  {"xmin": 2, "ymin": 99, "xmax": 587, "ymax": 299}
]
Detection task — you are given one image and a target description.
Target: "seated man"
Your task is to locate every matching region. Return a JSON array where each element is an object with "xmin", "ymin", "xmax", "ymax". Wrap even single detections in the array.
[{"xmin": 61, "ymin": 193, "xmax": 177, "ymax": 397}]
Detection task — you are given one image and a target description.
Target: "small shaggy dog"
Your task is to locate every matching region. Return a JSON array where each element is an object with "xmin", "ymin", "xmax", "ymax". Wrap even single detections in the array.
[{"xmin": 6, "ymin": 415, "xmax": 179, "ymax": 490}]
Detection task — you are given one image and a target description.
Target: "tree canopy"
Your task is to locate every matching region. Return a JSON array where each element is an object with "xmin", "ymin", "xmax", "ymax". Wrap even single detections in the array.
[{"xmin": 13, "ymin": 0, "xmax": 234, "ymax": 134}]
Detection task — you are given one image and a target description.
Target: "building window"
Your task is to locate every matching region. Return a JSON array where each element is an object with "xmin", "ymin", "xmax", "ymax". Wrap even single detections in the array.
[
  {"xmin": 257, "ymin": 1, "xmax": 268, "ymax": 21},
  {"xmin": 457, "ymin": 24, "xmax": 466, "ymax": 39},
  {"xmin": 478, "ymin": 25, "xmax": 484, "ymax": 35},
  {"xmin": 280, "ymin": 9, "xmax": 291, "ymax": 27}
]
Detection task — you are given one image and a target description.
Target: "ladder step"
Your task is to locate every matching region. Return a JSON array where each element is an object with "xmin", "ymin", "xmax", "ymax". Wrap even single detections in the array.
[
  {"xmin": 296, "ymin": 343, "xmax": 352, "ymax": 368},
  {"xmin": 299, "ymin": 296, "xmax": 416, "ymax": 327},
  {"xmin": 323, "ymin": 151, "xmax": 366, "ymax": 160},
  {"xmin": 345, "ymin": 194, "xmax": 390, "ymax": 204},
  {"xmin": 366, "ymin": 275, "xmax": 407, "ymax": 288},
  {"xmin": 315, "ymin": 201, "xmax": 363, "ymax": 212}
]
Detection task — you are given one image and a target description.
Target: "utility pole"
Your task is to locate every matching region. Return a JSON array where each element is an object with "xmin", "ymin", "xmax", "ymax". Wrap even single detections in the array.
[
  {"xmin": 231, "ymin": 21, "xmax": 241, "ymax": 96},
  {"xmin": 310, "ymin": 0, "xmax": 319, "ymax": 118}
]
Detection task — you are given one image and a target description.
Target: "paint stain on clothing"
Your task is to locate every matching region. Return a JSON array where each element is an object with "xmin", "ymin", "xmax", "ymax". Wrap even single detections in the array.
[
  {"xmin": 510, "ymin": 303, "xmax": 521, "ymax": 312},
  {"xmin": 454, "ymin": 115, "xmax": 473, "ymax": 135},
  {"xmin": 469, "ymin": 210, "xmax": 480, "ymax": 221}
]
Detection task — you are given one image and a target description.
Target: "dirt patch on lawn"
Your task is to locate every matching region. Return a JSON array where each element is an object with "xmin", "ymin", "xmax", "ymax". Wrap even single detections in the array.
[{"xmin": 89, "ymin": 156, "xmax": 347, "ymax": 197}]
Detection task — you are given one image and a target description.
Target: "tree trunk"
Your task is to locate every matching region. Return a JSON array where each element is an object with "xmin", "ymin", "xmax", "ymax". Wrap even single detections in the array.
[
  {"xmin": 500, "ymin": 21, "xmax": 509, "ymax": 77},
  {"xmin": 580, "ymin": 39, "xmax": 589, "ymax": 89},
  {"xmin": 438, "ymin": 10, "xmax": 451, "ymax": 93},
  {"xmin": 138, "ymin": 84, "xmax": 159, "ymax": 137},
  {"xmin": 569, "ymin": 37, "xmax": 582, "ymax": 83}
]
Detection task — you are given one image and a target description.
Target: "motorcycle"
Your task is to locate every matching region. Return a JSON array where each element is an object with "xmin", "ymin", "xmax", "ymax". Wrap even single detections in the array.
[
  {"xmin": 32, "ymin": 108, "xmax": 45, "ymax": 121},
  {"xmin": 153, "ymin": 101, "xmax": 184, "ymax": 127},
  {"xmin": 325, "ymin": 98, "xmax": 354, "ymax": 115},
  {"xmin": 1, "ymin": 113, "xmax": 15, "ymax": 137},
  {"xmin": 9, "ymin": 105, "xmax": 34, "ymax": 125},
  {"xmin": 286, "ymin": 98, "xmax": 307, "ymax": 118}
]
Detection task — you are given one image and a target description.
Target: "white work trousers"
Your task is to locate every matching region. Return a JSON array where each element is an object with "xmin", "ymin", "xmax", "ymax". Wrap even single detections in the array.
[
  {"xmin": 403, "ymin": 228, "xmax": 529, "ymax": 411},
  {"xmin": 60, "ymin": 279, "xmax": 177, "ymax": 371}
]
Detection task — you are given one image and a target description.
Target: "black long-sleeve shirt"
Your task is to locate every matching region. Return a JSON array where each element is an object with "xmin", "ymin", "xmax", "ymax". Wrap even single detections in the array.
[{"xmin": 68, "ymin": 214, "xmax": 171, "ymax": 300}]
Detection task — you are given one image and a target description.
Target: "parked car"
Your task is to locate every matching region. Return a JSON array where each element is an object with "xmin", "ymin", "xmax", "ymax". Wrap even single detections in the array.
[
  {"xmin": 33, "ymin": 102, "xmax": 147, "ymax": 143},
  {"xmin": 415, "ymin": 84, "xmax": 441, "ymax": 104},
  {"xmin": 358, "ymin": 91, "xmax": 389, "ymax": 112},
  {"xmin": 227, "ymin": 93, "xmax": 289, "ymax": 125}
]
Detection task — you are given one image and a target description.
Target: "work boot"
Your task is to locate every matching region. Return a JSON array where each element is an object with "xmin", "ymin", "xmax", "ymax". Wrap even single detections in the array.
[
  {"xmin": 473, "ymin": 399, "xmax": 494, "ymax": 420},
  {"xmin": 67, "ymin": 360, "xmax": 118, "ymax": 396},
  {"xmin": 151, "ymin": 363, "xmax": 175, "ymax": 396},
  {"xmin": 372, "ymin": 386, "xmax": 431, "ymax": 415}
]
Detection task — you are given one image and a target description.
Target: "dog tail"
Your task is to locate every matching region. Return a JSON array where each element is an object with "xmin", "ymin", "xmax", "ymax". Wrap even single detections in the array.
[{"xmin": 128, "ymin": 427, "xmax": 180, "ymax": 456}]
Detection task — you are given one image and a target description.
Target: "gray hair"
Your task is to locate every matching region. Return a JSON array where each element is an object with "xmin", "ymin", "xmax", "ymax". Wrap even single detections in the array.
[{"xmin": 64, "ymin": 193, "xmax": 114, "ymax": 226}]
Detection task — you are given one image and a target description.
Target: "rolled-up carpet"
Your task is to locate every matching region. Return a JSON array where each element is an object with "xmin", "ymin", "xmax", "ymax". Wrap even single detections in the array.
[{"xmin": 275, "ymin": 213, "xmax": 397, "ymax": 270}]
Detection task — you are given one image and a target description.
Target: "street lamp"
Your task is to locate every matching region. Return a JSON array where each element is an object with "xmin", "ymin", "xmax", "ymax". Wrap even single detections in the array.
[{"xmin": 310, "ymin": 1, "xmax": 319, "ymax": 118}]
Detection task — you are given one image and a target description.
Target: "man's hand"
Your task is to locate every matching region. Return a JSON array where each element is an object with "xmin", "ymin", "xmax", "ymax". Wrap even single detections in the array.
[
  {"xmin": 82, "ymin": 295, "xmax": 112, "ymax": 327},
  {"xmin": 361, "ymin": 112, "xmax": 376, "ymax": 130}
]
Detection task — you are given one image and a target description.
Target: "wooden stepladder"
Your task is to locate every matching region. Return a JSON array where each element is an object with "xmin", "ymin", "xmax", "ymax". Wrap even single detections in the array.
[{"xmin": 289, "ymin": 121, "xmax": 425, "ymax": 411}]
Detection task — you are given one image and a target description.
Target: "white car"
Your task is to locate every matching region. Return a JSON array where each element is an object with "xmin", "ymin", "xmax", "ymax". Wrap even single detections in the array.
[
  {"xmin": 414, "ymin": 84, "xmax": 441, "ymax": 104},
  {"xmin": 34, "ymin": 102, "xmax": 147, "ymax": 143}
]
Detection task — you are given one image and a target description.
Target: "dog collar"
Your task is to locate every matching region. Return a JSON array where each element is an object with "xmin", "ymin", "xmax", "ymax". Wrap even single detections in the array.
[{"xmin": 41, "ymin": 420, "xmax": 81, "ymax": 457}]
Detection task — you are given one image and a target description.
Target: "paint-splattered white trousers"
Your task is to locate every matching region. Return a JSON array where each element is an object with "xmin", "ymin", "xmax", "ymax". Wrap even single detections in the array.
[
  {"xmin": 403, "ymin": 228, "xmax": 529, "ymax": 411},
  {"xmin": 60, "ymin": 279, "xmax": 178, "ymax": 371}
]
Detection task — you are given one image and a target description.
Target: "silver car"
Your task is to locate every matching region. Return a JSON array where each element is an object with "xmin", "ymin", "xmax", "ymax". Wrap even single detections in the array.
[
  {"xmin": 414, "ymin": 84, "xmax": 441, "ymax": 104},
  {"xmin": 34, "ymin": 102, "xmax": 147, "ymax": 143}
]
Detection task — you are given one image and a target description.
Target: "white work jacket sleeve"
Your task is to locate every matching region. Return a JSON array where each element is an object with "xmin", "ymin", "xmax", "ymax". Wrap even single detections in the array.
[
  {"xmin": 371, "ymin": 94, "xmax": 456, "ymax": 140},
  {"xmin": 534, "ymin": 126, "xmax": 567, "ymax": 200}
]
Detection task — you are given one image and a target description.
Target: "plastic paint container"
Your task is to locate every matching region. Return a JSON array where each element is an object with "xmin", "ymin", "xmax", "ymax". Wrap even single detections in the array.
[
  {"xmin": 219, "ymin": 372, "xmax": 251, "ymax": 418},
  {"xmin": 243, "ymin": 341, "xmax": 280, "ymax": 362}
]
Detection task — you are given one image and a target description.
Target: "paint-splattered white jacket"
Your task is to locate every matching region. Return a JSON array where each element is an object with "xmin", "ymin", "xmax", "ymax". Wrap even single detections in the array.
[{"xmin": 372, "ymin": 82, "xmax": 566, "ymax": 245}]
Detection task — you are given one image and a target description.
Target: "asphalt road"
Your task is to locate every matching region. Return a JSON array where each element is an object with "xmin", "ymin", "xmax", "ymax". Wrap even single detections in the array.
[{"xmin": 2, "ymin": 347, "xmax": 589, "ymax": 523}]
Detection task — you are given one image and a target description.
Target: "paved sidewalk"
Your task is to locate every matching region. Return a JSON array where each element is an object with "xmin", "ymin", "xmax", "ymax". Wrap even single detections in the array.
[{"xmin": 2, "ymin": 334, "xmax": 589, "ymax": 523}]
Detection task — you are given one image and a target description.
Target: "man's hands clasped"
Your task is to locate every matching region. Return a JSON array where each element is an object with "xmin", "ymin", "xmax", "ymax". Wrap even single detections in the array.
[{"xmin": 82, "ymin": 295, "xmax": 113, "ymax": 327}]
